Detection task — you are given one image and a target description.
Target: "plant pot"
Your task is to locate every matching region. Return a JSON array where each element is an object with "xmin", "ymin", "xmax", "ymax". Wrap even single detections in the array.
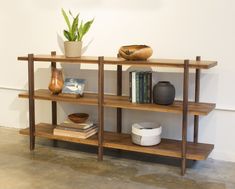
[
  {"xmin": 131, "ymin": 122, "xmax": 162, "ymax": 146},
  {"xmin": 64, "ymin": 41, "xmax": 82, "ymax": 58},
  {"xmin": 153, "ymin": 81, "xmax": 175, "ymax": 105},
  {"xmin": 48, "ymin": 68, "xmax": 64, "ymax": 95}
]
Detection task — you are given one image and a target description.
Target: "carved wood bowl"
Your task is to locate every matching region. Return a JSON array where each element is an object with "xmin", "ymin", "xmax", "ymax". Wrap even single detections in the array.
[
  {"xmin": 118, "ymin": 45, "xmax": 153, "ymax": 60},
  {"xmin": 68, "ymin": 113, "xmax": 89, "ymax": 123}
]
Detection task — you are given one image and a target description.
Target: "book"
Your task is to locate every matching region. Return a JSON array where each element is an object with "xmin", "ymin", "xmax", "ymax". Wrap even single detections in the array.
[
  {"xmin": 136, "ymin": 72, "xmax": 140, "ymax": 103},
  {"xmin": 60, "ymin": 120, "xmax": 94, "ymax": 130},
  {"xmin": 147, "ymin": 72, "xmax": 151, "ymax": 103},
  {"xmin": 56, "ymin": 125, "xmax": 97, "ymax": 133},
  {"xmin": 139, "ymin": 72, "xmax": 144, "ymax": 103},
  {"xmin": 150, "ymin": 72, "xmax": 153, "ymax": 103},
  {"xmin": 143, "ymin": 72, "xmax": 148, "ymax": 103},
  {"xmin": 129, "ymin": 72, "xmax": 132, "ymax": 102},
  {"xmin": 132, "ymin": 72, "xmax": 136, "ymax": 103},
  {"xmin": 53, "ymin": 127, "xmax": 98, "ymax": 139}
]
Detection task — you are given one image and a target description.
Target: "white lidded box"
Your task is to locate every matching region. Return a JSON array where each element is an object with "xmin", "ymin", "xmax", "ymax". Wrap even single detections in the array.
[{"xmin": 131, "ymin": 122, "xmax": 162, "ymax": 146}]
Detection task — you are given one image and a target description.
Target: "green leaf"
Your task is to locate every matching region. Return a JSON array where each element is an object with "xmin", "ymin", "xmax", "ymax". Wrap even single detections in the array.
[
  {"xmin": 63, "ymin": 30, "xmax": 72, "ymax": 41},
  {"xmin": 79, "ymin": 18, "xmax": 94, "ymax": 41},
  {"xmin": 62, "ymin": 9, "xmax": 71, "ymax": 32},
  {"xmin": 71, "ymin": 34, "xmax": 77, "ymax": 41},
  {"xmin": 71, "ymin": 15, "xmax": 79, "ymax": 40},
  {"xmin": 69, "ymin": 10, "xmax": 74, "ymax": 19},
  {"xmin": 83, "ymin": 19, "xmax": 94, "ymax": 35},
  {"xmin": 77, "ymin": 20, "xmax": 84, "ymax": 41},
  {"xmin": 69, "ymin": 10, "xmax": 79, "ymax": 20}
]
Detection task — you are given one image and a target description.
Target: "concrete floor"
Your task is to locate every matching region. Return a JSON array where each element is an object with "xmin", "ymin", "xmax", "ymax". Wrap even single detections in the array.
[{"xmin": 0, "ymin": 127, "xmax": 234, "ymax": 189}]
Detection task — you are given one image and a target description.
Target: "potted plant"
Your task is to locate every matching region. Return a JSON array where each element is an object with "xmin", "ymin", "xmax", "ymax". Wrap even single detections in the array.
[{"xmin": 62, "ymin": 9, "xmax": 94, "ymax": 57}]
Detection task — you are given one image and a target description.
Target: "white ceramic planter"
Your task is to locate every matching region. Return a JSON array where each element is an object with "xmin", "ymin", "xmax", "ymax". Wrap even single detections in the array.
[
  {"xmin": 131, "ymin": 122, "xmax": 162, "ymax": 146},
  {"xmin": 64, "ymin": 41, "xmax": 82, "ymax": 58}
]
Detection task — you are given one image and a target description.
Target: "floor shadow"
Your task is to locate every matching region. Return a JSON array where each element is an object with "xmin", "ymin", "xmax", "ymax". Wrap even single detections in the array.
[{"xmin": 37, "ymin": 138, "xmax": 197, "ymax": 168}]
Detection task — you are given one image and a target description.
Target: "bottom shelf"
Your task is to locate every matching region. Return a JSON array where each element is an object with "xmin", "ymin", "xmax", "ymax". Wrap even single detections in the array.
[{"xmin": 20, "ymin": 123, "xmax": 214, "ymax": 161}]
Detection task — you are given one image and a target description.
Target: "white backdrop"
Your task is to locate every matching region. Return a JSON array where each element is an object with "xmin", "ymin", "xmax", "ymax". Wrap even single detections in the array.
[{"xmin": 0, "ymin": 0, "xmax": 235, "ymax": 162}]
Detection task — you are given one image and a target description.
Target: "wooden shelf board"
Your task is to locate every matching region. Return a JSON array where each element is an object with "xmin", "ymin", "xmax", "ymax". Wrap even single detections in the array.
[
  {"xmin": 18, "ymin": 55, "xmax": 99, "ymax": 64},
  {"xmin": 19, "ymin": 89, "xmax": 216, "ymax": 116},
  {"xmin": 19, "ymin": 89, "xmax": 98, "ymax": 106},
  {"xmin": 20, "ymin": 123, "xmax": 214, "ymax": 160},
  {"xmin": 103, "ymin": 57, "xmax": 217, "ymax": 69},
  {"xmin": 18, "ymin": 55, "xmax": 217, "ymax": 69}
]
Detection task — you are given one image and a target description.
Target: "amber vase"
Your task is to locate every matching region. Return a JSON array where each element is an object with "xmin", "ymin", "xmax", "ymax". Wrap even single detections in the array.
[{"xmin": 48, "ymin": 68, "xmax": 64, "ymax": 95}]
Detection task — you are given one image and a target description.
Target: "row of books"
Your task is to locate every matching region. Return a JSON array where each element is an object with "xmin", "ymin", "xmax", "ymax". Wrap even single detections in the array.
[
  {"xmin": 53, "ymin": 119, "xmax": 97, "ymax": 139},
  {"xmin": 129, "ymin": 71, "xmax": 152, "ymax": 103}
]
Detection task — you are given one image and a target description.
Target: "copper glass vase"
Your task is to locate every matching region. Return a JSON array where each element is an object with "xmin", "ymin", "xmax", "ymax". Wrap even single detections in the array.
[{"xmin": 48, "ymin": 68, "xmax": 64, "ymax": 95}]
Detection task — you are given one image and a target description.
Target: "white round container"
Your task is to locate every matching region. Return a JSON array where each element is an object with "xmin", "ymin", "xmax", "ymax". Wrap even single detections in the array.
[{"xmin": 131, "ymin": 122, "xmax": 162, "ymax": 146}]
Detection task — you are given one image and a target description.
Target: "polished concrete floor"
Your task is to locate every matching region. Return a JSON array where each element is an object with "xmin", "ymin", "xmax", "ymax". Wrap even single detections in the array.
[{"xmin": 0, "ymin": 126, "xmax": 234, "ymax": 189}]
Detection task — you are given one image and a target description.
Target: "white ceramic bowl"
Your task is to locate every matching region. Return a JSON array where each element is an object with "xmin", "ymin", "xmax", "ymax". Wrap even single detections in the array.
[{"xmin": 131, "ymin": 122, "xmax": 162, "ymax": 146}]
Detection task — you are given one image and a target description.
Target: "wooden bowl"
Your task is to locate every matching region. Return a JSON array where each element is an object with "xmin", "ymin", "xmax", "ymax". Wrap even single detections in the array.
[
  {"xmin": 119, "ymin": 45, "xmax": 153, "ymax": 60},
  {"xmin": 68, "ymin": 113, "xmax": 89, "ymax": 123}
]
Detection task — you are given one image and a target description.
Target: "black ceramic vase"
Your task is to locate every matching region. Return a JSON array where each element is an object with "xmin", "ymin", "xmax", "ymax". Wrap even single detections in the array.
[{"xmin": 153, "ymin": 81, "xmax": 175, "ymax": 105}]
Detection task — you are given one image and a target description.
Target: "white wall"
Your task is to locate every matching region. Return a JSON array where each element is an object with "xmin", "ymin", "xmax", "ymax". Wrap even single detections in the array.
[{"xmin": 0, "ymin": 0, "xmax": 235, "ymax": 162}]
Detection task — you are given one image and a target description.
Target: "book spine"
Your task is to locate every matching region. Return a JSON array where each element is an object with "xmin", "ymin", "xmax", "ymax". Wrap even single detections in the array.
[
  {"xmin": 60, "ymin": 122, "xmax": 93, "ymax": 129},
  {"xmin": 143, "ymin": 72, "xmax": 148, "ymax": 103},
  {"xmin": 147, "ymin": 72, "xmax": 151, "ymax": 103},
  {"xmin": 56, "ymin": 125, "xmax": 97, "ymax": 132},
  {"xmin": 132, "ymin": 72, "xmax": 136, "ymax": 103},
  {"xmin": 142, "ymin": 73, "xmax": 145, "ymax": 103},
  {"xmin": 136, "ymin": 72, "xmax": 139, "ymax": 103},
  {"xmin": 129, "ymin": 72, "xmax": 132, "ymax": 102},
  {"xmin": 150, "ymin": 72, "xmax": 153, "ymax": 103},
  {"xmin": 139, "ymin": 72, "xmax": 144, "ymax": 103}
]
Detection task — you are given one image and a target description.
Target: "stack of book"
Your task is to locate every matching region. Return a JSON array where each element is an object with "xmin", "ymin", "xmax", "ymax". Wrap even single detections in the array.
[
  {"xmin": 53, "ymin": 120, "xmax": 98, "ymax": 139},
  {"xmin": 129, "ymin": 71, "xmax": 152, "ymax": 103}
]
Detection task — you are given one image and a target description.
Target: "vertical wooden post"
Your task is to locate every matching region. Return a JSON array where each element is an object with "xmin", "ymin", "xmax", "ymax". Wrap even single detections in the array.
[
  {"xmin": 181, "ymin": 60, "xmax": 189, "ymax": 175},
  {"xmin": 98, "ymin": 56, "xmax": 104, "ymax": 161},
  {"xmin": 28, "ymin": 54, "xmax": 35, "ymax": 151},
  {"xmin": 117, "ymin": 61, "xmax": 122, "ymax": 133},
  {"xmin": 51, "ymin": 51, "xmax": 58, "ymax": 147},
  {"xmin": 194, "ymin": 56, "xmax": 201, "ymax": 143}
]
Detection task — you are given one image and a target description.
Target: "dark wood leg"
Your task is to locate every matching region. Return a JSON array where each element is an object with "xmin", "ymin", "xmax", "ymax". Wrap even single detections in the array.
[
  {"xmin": 117, "ymin": 65, "xmax": 122, "ymax": 133},
  {"xmin": 194, "ymin": 56, "xmax": 201, "ymax": 143},
  {"xmin": 51, "ymin": 51, "xmax": 58, "ymax": 147},
  {"xmin": 28, "ymin": 54, "xmax": 35, "ymax": 151},
  {"xmin": 98, "ymin": 56, "xmax": 104, "ymax": 161},
  {"xmin": 181, "ymin": 60, "xmax": 189, "ymax": 175},
  {"xmin": 52, "ymin": 101, "xmax": 57, "ymax": 147}
]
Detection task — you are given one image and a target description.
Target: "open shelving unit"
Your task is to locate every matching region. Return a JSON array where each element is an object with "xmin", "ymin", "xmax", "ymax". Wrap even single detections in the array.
[{"xmin": 18, "ymin": 52, "xmax": 217, "ymax": 175}]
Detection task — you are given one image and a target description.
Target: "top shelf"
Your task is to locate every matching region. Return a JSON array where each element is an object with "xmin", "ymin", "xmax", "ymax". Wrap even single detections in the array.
[
  {"xmin": 18, "ymin": 55, "xmax": 99, "ymax": 64},
  {"xmin": 104, "ymin": 57, "xmax": 217, "ymax": 69},
  {"xmin": 18, "ymin": 55, "xmax": 217, "ymax": 69}
]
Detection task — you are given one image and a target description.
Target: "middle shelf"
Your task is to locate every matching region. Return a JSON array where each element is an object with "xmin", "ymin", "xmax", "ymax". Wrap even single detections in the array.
[{"xmin": 19, "ymin": 89, "xmax": 215, "ymax": 116}]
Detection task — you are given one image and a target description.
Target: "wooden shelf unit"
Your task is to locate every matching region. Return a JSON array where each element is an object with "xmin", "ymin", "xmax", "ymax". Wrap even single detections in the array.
[{"xmin": 18, "ymin": 53, "xmax": 217, "ymax": 175}]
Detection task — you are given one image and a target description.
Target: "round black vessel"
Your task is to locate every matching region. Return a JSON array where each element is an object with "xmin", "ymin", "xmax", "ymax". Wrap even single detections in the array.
[{"xmin": 153, "ymin": 81, "xmax": 175, "ymax": 105}]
